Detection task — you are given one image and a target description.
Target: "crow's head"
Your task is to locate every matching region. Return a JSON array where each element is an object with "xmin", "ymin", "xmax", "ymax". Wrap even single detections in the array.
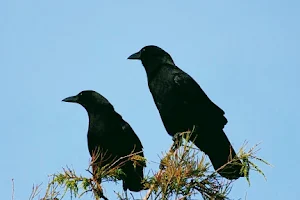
[
  {"xmin": 62, "ymin": 90, "xmax": 112, "ymax": 111},
  {"xmin": 128, "ymin": 45, "xmax": 175, "ymax": 74}
]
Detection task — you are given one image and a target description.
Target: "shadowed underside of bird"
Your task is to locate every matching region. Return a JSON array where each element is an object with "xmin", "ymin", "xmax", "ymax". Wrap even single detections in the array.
[
  {"xmin": 128, "ymin": 45, "xmax": 244, "ymax": 180},
  {"xmin": 62, "ymin": 90, "xmax": 146, "ymax": 191}
]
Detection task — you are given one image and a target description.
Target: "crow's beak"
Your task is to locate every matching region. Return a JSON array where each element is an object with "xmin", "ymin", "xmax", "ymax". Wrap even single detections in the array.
[
  {"xmin": 62, "ymin": 95, "xmax": 78, "ymax": 103},
  {"xmin": 127, "ymin": 51, "xmax": 141, "ymax": 60}
]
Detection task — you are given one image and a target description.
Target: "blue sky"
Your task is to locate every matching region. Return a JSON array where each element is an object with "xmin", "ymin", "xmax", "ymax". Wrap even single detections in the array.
[{"xmin": 1, "ymin": 0, "xmax": 299, "ymax": 199}]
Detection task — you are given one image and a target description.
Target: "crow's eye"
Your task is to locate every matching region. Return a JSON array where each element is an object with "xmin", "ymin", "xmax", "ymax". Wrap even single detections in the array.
[
  {"xmin": 141, "ymin": 48, "xmax": 146, "ymax": 52},
  {"xmin": 79, "ymin": 92, "xmax": 83, "ymax": 96}
]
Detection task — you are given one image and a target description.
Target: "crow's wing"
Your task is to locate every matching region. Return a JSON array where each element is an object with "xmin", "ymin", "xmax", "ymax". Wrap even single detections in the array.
[
  {"xmin": 172, "ymin": 70, "xmax": 227, "ymax": 128},
  {"xmin": 115, "ymin": 113, "xmax": 144, "ymax": 157}
]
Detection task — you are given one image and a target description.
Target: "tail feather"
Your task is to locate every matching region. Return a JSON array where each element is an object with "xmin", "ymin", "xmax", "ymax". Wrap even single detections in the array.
[
  {"xmin": 191, "ymin": 129, "xmax": 244, "ymax": 180},
  {"xmin": 122, "ymin": 164, "xmax": 145, "ymax": 192}
]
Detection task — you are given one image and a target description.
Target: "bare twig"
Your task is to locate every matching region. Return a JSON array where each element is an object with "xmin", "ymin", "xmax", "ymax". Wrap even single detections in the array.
[{"xmin": 11, "ymin": 179, "xmax": 14, "ymax": 200}]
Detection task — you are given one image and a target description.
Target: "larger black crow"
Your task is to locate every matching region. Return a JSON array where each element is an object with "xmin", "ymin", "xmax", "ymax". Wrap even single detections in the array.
[
  {"xmin": 62, "ymin": 90, "xmax": 145, "ymax": 191},
  {"xmin": 128, "ymin": 45, "xmax": 243, "ymax": 180}
]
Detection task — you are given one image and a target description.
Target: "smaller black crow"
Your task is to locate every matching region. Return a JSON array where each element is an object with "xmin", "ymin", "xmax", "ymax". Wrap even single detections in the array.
[{"xmin": 62, "ymin": 90, "xmax": 145, "ymax": 191}]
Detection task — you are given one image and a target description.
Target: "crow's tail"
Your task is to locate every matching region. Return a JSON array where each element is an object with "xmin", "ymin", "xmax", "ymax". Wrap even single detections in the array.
[
  {"xmin": 122, "ymin": 163, "xmax": 145, "ymax": 192},
  {"xmin": 192, "ymin": 129, "xmax": 244, "ymax": 180}
]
